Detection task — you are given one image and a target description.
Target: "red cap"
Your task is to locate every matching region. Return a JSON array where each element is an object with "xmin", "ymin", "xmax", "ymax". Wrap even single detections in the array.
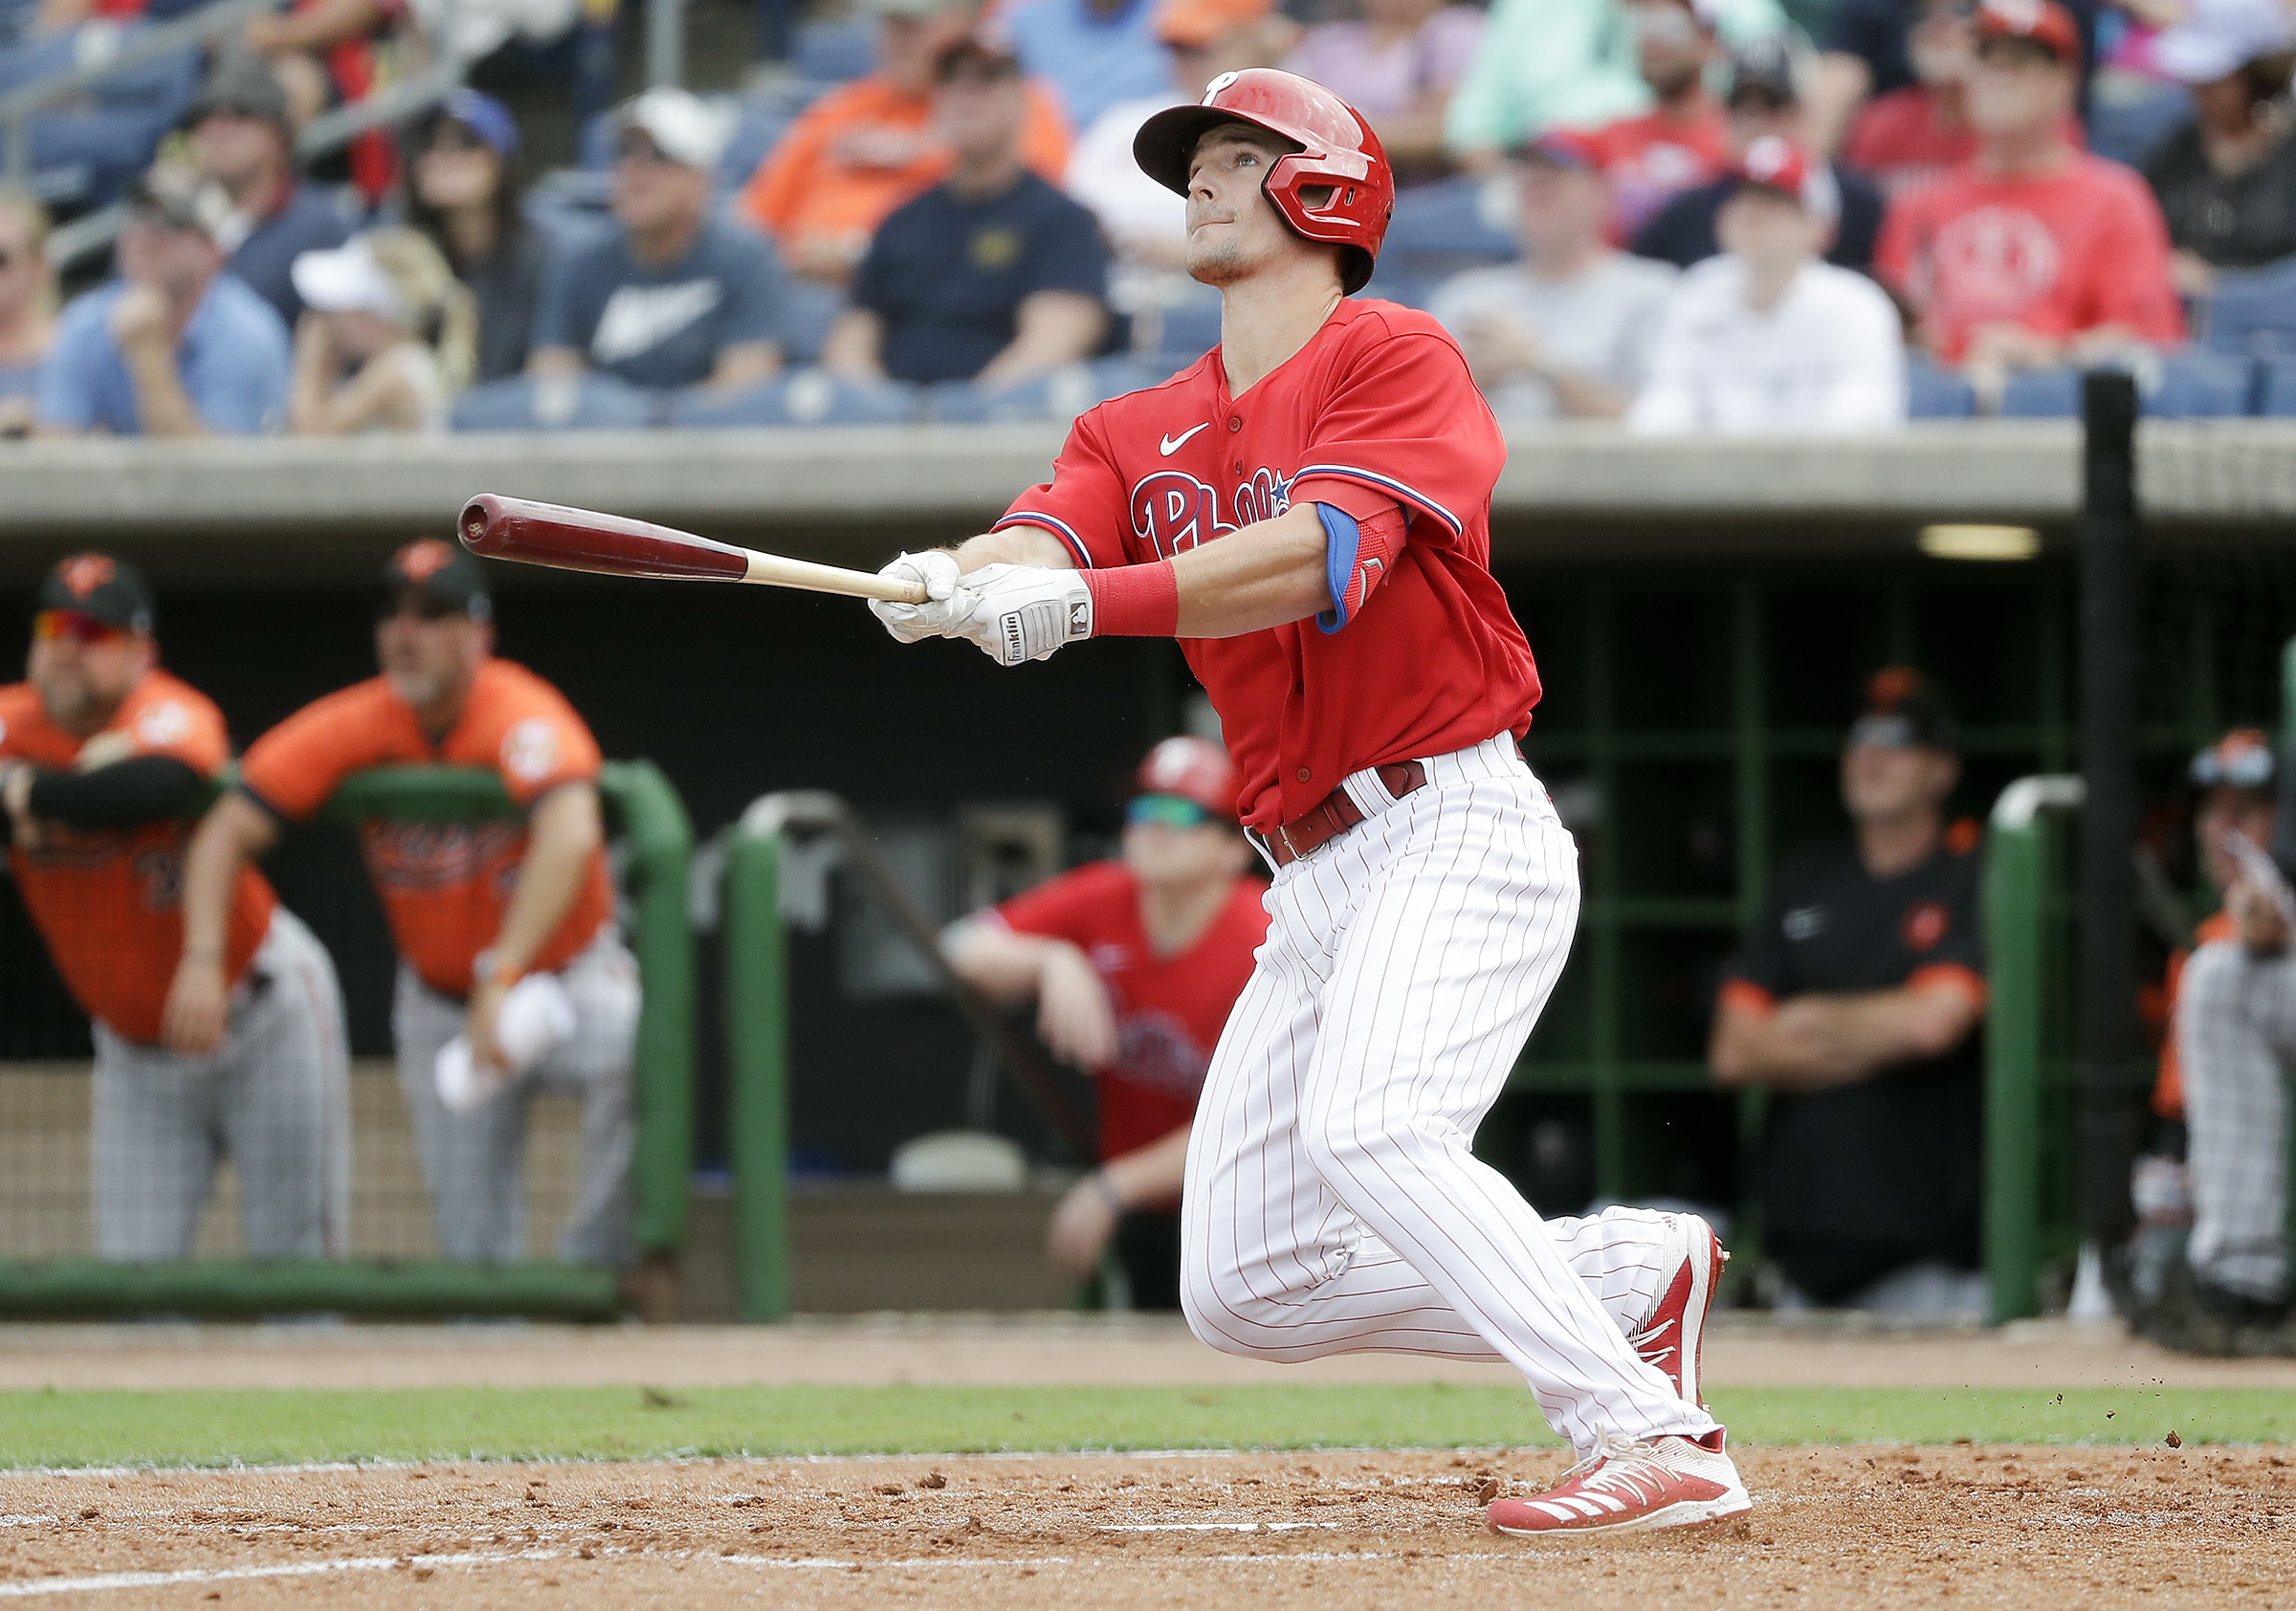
[
  {"xmin": 1974, "ymin": 0, "xmax": 2081, "ymax": 62},
  {"xmin": 1135, "ymin": 736, "xmax": 1239, "ymax": 818},
  {"xmin": 1516, "ymin": 127, "xmax": 1605, "ymax": 172},
  {"xmin": 1731, "ymin": 134, "xmax": 1810, "ymax": 201}
]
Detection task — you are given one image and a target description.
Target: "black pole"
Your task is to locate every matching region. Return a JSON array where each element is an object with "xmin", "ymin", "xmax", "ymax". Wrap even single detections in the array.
[{"xmin": 2078, "ymin": 370, "xmax": 2141, "ymax": 1250}]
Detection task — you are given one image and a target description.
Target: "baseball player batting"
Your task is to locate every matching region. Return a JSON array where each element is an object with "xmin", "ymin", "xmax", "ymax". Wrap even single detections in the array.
[{"xmin": 871, "ymin": 69, "xmax": 1748, "ymax": 1535}]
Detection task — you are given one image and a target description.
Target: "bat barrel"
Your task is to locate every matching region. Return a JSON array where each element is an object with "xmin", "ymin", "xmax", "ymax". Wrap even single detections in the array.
[{"xmin": 458, "ymin": 495, "xmax": 752, "ymax": 583}]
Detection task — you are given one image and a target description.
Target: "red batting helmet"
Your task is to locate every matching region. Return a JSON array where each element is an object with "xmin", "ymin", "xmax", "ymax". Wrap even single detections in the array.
[
  {"xmin": 1133, "ymin": 68, "xmax": 1393, "ymax": 295},
  {"xmin": 1136, "ymin": 736, "xmax": 1240, "ymax": 819}
]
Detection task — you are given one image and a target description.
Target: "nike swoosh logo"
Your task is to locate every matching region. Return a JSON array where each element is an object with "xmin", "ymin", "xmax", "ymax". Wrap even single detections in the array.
[{"xmin": 1159, "ymin": 424, "xmax": 1210, "ymax": 455}]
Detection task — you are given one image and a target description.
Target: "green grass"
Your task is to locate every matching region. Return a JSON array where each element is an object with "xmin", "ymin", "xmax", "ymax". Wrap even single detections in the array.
[{"xmin": 0, "ymin": 1384, "xmax": 2290, "ymax": 1469}]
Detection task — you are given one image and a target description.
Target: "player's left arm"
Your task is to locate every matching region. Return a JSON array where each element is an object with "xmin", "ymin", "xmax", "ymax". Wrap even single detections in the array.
[{"xmin": 1047, "ymin": 1121, "xmax": 1192, "ymax": 1278}]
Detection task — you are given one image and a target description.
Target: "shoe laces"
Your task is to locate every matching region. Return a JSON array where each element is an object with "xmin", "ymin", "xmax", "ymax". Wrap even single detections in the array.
[
  {"xmin": 1556, "ymin": 1433, "xmax": 1671, "ymax": 1506},
  {"xmin": 1627, "ymin": 1311, "xmax": 1679, "ymax": 1368}
]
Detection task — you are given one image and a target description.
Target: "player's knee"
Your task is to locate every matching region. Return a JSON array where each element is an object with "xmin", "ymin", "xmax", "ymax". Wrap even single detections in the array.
[
  {"xmin": 1178, "ymin": 1247, "xmax": 1265, "ymax": 1357},
  {"xmin": 1297, "ymin": 1109, "xmax": 1389, "ymax": 1197}
]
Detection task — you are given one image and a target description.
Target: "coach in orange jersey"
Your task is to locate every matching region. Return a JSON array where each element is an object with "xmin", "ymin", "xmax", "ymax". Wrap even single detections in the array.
[
  {"xmin": 944, "ymin": 736, "xmax": 1269, "ymax": 1309},
  {"xmin": 165, "ymin": 541, "xmax": 639, "ymax": 1268},
  {"xmin": 0, "ymin": 554, "xmax": 348, "ymax": 1261}
]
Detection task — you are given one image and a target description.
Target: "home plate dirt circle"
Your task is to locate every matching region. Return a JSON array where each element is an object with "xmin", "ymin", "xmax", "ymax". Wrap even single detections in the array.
[{"xmin": 2, "ymin": 1445, "xmax": 2289, "ymax": 1609}]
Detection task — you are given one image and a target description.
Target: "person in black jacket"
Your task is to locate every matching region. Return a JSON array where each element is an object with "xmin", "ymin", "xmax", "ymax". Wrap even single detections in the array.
[
  {"xmin": 1710, "ymin": 668, "xmax": 1987, "ymax": 1317},
  {"xmin": 403, "ymin": 89, "xmax": 552, "ymax": 386},
  {"xmin": 2139, "ymin": 0, "xmax": 2296, "ymax": 299},
  {"xmin": 1635, "ymin": 35, "xmax": 1889, "ymax": 275}
]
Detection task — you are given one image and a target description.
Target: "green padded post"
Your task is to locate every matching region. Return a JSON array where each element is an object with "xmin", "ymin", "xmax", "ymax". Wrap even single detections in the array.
[
  {"xmin": 723, "ymin": 827, "xmax": 792, "ymax": 1321},
  {"xmin": 1984, "ymin": 813, "xmax": 2047, "ymax": 1323},
  {"xmin": 600, "ymin": 761, "xmax": 695, "ymax": 1258}
]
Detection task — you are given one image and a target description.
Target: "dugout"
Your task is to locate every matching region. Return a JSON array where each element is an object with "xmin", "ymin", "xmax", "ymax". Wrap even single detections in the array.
[{"xmin": 0, "ymin": 421, "xmax": 2288, "ymax": 1316}]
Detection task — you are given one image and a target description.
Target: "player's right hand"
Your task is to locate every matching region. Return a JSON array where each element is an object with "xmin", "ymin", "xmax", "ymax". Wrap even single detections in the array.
[
  {"xmin": 160, "ymin": 956, "xmax": 230, "ymax": 1059},
  {"xmin": 868, "ymin": 551, "xmax": 964, "ymax": 644}
]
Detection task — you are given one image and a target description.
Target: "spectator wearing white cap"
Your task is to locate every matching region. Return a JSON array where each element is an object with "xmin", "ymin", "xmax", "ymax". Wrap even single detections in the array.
[
  {"xmin": 1629, "ymin": 136, "xmax": 1906, "ymax": 433},
  {"xmin": 2140, "ymin": 0, "xmax": 2296, "ymax": 297},
  {"xmin": 289, "ymin": 229, "xmax": 475, "ymax": 435},
  {"xmin": 530, "ymin": 90, "xmax": 791, "ymax": 395}
]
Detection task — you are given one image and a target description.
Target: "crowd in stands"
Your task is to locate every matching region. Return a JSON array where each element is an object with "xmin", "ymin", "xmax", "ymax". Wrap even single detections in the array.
[{"xmin": 0, "ymin": 0, "xmax": 2291, "ymax": 438}]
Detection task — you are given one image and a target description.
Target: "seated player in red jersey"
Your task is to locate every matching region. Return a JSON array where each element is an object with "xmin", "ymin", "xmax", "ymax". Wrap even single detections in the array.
[{"xmin": 945, "ymin": 737, "xmax": 1269, "ymax": 1309}]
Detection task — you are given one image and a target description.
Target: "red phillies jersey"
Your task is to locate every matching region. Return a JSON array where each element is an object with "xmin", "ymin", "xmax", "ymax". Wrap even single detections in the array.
[
  {"xmin": 1874, "ymin": 154, "xmax": 2186, "ymax": 362},
  {"xmin": 989, "ymin": 860, "xmax": 1269, "ymax": 1175},
  {"xmin": 996, "ymin": 298, "xmax": 1538, "ymax": 831},
  {"xmin": 0, "ymin": 671, "xmax": 275, "ymax": 1044}
]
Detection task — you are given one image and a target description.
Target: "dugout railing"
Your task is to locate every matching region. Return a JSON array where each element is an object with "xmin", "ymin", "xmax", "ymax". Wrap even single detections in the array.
[
  {"xmin": 0, "ymin": 761, "xmax": 694, "ymax": 1319},
  {"xmin": 718, "ymin": 790, "xmax": 1095, "ymax": 1321}
]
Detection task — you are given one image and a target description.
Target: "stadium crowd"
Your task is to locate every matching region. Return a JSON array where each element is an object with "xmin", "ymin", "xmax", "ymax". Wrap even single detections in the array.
[{"xmin": 0, "ymin": 0, "xmax": 2291, "ymax": 436}]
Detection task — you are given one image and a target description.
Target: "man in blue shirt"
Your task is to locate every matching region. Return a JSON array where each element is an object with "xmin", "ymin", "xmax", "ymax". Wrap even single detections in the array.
[
  {"xmin": 184, "ymin": 55, "xmax": 354, "ymax": 331},
  {"xmin": 826, "ymin": 41, "xmax": 1110, "ymax": 387},
  {"xmin": 37, "ymin": 167, "xmax": 290, "ymax": 438},
  {"xmin": 530, "ymin": 89, "xmax": 789, "ymax": 394},
  {"xmin": 1004, "ymin": 0, "xmax": 1171, "ymax": 133}
]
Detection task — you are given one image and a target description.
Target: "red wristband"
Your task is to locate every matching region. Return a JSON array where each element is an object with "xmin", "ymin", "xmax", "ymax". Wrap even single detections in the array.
[{"xmin": 1080, "ymin": 561, "xmax": 1180, "ymax": 637}]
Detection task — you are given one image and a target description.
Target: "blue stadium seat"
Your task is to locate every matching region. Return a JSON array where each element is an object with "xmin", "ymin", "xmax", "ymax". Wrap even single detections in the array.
[
  {"xmin": 1906, "ymin": 358, "xmax": 1976, "ymax": 419},
  {"xmin": 2200, "ymin": 253, "xmax": 2296, "ymax": 358},
  {"xmin": 451, "ymin": 374, "xmax": 662, "ymax": 431},
  {"xmin": 717, "ymin": 95, "xmax": 805, "ymax": 192},
  {"xmin": 1997, "ymin": 367, "xmax": 2081, "ymax": 418},
  {"xmin": 1358, "ymin": 271, "xmax": 1434, "ymax": 310},
  {"xmin": 664, "ymin": 370, "xmax": 916, "ymax": 427},
  {"xmin": 2257, "ymin": 358, "xmax": 2296, "ymax": 416},
  {"xmin": 1139, "ymin": 290, "xmax": 1223, "ymax": 368},
  {"xmin": 2083, "ymin": 79, "xmax": 2192, "ymax": 167},
  {"xmin": 1379, "ymin": 175, "xmax": 1516, "ymax": 281},
  {"xmin": 928, "ymin": 358, "xmax": 1160, "ymax": 423},
  {"xmin": 776, "ymin": 277, "xmax": 846, "ymax": 366},
  {"xmin": 791, "ymin": 18, "xmax": 875, "ymax": 88},
  {"xmin": 2147, "ymin": 351, "xmax": 2255, "ymax": 417}
]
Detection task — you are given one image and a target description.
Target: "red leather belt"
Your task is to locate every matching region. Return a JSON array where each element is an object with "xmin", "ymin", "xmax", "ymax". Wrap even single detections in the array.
[{"xmin": 1257, "ymin": 761, "xmax": 1428, "ymax": 868}]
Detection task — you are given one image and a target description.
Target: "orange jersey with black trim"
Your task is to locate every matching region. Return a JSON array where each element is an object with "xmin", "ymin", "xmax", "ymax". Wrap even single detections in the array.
[
  {"xmin": 0, "ymin": 672, "xmax": 275, "ymax": 1044},
  {"xmin": 236, "ymin": 658, "xmax": 612, "ymax": 998}
]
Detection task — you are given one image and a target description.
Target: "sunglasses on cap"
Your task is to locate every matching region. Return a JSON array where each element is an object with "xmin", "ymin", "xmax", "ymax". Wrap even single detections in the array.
[
  {"xmin": 2192, "ymin": 734, "xmax": 2275, "ymax": 791},
  {"xmin": 33, "ymin": 609, "xmax": 131, "ymax": 646},
  {"xmin": 1127, "ymin": 793, "xmax": 1215, "ymax": 829}
]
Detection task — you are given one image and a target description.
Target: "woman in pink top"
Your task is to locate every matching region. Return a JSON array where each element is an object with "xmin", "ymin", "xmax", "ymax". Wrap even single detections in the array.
[{"xmin": 1284, "ymin": 0, "xmax": 1483, "ymax": 176}]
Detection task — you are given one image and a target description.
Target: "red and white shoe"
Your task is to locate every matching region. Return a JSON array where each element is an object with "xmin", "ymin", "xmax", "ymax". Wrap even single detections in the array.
[
  {"xmin": 1629, "ymin": 1212, "xmax": 1725, "ymax": 1407},
  {"xmin": 1487, "ymin": 1432, "xmax": 1752, "ymax": 1538}
]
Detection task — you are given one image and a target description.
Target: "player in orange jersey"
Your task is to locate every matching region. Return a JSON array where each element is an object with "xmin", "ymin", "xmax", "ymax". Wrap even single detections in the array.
[
  {"xmin": 165, "ymin": 542, "xmax": 637, "ymax": 1267},
  {"xmin": 0, "ymin": 553, "xmax": 347, "ymax": 1261}
]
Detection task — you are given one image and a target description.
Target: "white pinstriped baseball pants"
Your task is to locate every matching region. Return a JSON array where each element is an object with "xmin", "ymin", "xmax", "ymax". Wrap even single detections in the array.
[{"xmin": 1181, "ymin": 734, "xmax": 1721, "ymax": 1454}]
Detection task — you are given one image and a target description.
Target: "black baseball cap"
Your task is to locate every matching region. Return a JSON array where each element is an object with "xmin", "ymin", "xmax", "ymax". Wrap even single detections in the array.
[
  {"xmin": 39, "ymin": 552, "xmax": 154, "ymax": 635},
  {"xmin": 382, "ymin": 538, "xmax": 492, "ymax": 620},
  {"xmin": 1847, "ymin": 666, "xmax": 1958, "ymax": 754},
  {"xmin": 1727, "ymin": 34, "xmax": 1801, "ymax": 105}
]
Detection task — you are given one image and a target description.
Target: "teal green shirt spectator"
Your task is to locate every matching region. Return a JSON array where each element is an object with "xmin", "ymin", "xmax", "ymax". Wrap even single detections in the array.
[{"xmin": 1445, "ymin": 0, "xmax": 1792, "ymax": 157}]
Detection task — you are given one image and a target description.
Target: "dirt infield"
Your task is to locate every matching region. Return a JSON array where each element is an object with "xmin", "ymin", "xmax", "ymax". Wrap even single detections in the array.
[{"xmin": 1, "ymin": 1444, "xmax": 2288, "ymax": 1608}]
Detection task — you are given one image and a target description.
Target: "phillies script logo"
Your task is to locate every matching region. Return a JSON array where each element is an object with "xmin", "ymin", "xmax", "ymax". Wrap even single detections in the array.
[{"xmin": 1130, "ymin": 469, "xmax": 1293, "ymax": 559}]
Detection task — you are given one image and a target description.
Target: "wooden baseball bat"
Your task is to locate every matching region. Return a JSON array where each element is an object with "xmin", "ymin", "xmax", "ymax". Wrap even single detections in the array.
[{"xmin": 457, "ymin": 495, "xmax": 931, "ymax": 606}]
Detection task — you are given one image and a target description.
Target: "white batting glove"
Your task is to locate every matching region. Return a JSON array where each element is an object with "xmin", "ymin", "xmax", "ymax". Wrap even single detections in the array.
[
  {"xmin": 868, "ymin": 550, "xmax": 964, "ymax": 644},
  {"xmin": 949, "ymin": 563, "xmax": 1094, "ymax": 667}
]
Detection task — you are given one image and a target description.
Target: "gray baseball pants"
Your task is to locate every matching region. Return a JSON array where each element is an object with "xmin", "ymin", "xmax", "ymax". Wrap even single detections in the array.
[
  {"xmin": 2175, "ymin": 937, "xmax": 2296, "ymax": 1301},
  {"xmin": 391, "ymin": 934, "xmax": 639, "ymax": 1267},
  {"xmin": 91, "ymin": 906, "xmax": 349, "ymax": 1262}
]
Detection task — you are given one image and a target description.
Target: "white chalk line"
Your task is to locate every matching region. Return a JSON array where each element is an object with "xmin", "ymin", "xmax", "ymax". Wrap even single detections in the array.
[{"xmin": 0, "ymin": 1537, "xmax": 1453, "ymax": 1597}]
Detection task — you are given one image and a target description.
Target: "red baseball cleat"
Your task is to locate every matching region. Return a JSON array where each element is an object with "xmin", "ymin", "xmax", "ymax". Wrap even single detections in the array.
[
  {"xmin": 1487, "ymin": 1433, "xmax": 1752, "ymax": 1538},
  {"xmin": 1630, "ymin": 1212, "xmax": 1725, "ymax": 1407}
]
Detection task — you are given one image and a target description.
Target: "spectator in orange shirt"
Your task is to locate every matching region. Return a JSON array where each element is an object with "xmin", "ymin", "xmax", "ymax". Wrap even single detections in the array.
[
  {"xmin": 739, "ymin": 0, "xmax": 1074, "ymax": 285},
  {"xmin": 1585, "ymin": 0, "xmax": 1734, "ymax": 242},
  {"xmin": 166, "ymin": 541, "xmax": 638, "ymax": 1268},
  {"xmin": 0, "ymin": 553, "xmax": 347, "ymax": 1263},
  {"xmin": 1873, "ymin": 0, "xmax": 2185, "ymax": 394}
]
